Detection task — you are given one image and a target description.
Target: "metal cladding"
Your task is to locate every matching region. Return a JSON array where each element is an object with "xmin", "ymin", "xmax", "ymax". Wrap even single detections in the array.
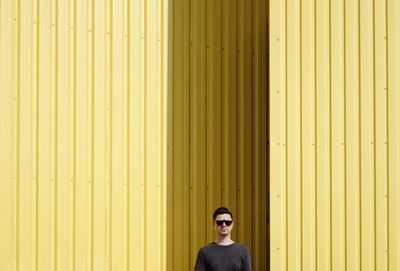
[{"xmin": 270, "ymin": 0, "xmax": 400, "ymax": 270}]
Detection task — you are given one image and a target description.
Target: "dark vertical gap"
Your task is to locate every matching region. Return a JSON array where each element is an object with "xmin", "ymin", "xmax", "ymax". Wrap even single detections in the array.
[{"xmin": 266, "ymin": 0, "xmax": 270, "ymax": 268}]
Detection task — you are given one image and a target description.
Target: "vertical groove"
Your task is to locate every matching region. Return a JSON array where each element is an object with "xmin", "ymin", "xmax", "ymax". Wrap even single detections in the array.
[
  {"xmin": 299, "ymin": 0, "xmax": 303, "ymax": 269},
  {"xmin": 358, "ymin": 0, "xmax": 362, "ymax": 267},
  {"xmin": 188, "ymin": 0, "xmax": 192, "ymax": 266},
  {"xmin": 35, "ymin": 0, "xmax": 40, "ymax": 271},
  {"xmin": 284, "ymin": 0, "xmax": 288, "ymax": 269},
  {"xmin": 384, "ymin": 0, "xmax": 389, "ymax": 268},
  {"xmin": 329, "ymin": 0, "xmax": 333, "ymax": 269},
  {"xmin": 104, "ymin": 0, "xmax": 110, "ymax": 268},
  {"xmin": 250, "ymin": 0, "xmax": 254, "ymax": 259},
  {"xmin": 54, "ymin": 0, "xmax": 59, "ymax": 266},
  {"xmin": 143, "ymin": 0, "xmax": 147, "ymax": 268},
  {"xmin": 91, "ymin": 0, "xmax": 95, "ymax": 269},
  {"xmin": 143, "ymin": 0, "xmax": 147, "ymax": 267},
  {"xmin": 372, "ymin": 0, "xmax": 377, "ymax": 269},
  {"xmin": 35, "ymin": 0, "xmax": 40, "ymax": 268},
  {"xmin": 220, "ymin": 0, "xmax": 223, "ymax": 205},
  {"xmin": 313, "ymin": 0, "xmax": 318, "ymax": 268},
  {"xmin": 73, "ymin": 0, "xmax": 77, "ymax": 267},
  {"xmin": 126, "ymin": 0, "xmax": 130, "ymax": 269},
  {"xmin": 15, "ymin": 0, "xmax": 21, "ymax": 269},
  {"xmin": 343, "ymin": 0, "xmax": 347, "ymax": 268},
  {"xmin": 108, "ymin": 0, "xmax": 113, "ymax": 267},
  {"xmin": 204, "ymin": 0, "xmax": 208, "ymax": 242}
]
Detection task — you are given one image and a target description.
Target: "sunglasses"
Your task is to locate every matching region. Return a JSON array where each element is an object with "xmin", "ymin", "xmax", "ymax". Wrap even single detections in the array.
[{"xmin": 215, "ymin": 220, "xmax": 233, "ymax": 227}]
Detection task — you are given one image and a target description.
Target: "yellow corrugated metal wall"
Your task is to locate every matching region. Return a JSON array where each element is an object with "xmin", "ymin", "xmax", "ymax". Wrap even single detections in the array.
[
  {"xmin": 270, "ymin": 0, "xmax": 400, "ymax": 270},
  {"xmin": 170, "ymin": 0, "xmax": 268, "ymax": 270},
  {"xmin": 0, "ymin": 0, "xmax": 170, "ymax": 269}
]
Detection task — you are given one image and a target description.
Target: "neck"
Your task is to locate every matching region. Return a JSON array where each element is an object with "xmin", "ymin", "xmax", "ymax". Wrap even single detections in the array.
[{"xmin": 215, "ymin": 235, "xmax": 233, "ymax": 245}]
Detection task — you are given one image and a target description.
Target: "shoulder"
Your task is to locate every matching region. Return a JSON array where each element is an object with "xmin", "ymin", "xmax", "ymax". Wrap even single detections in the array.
[
  {"xmin": 232, "ymin": 243, "xmax": 251, "ymax": 254},
  {"xmin": 197, "ymin": 243, "xmax": 217, "ymax": 254},
  {"xmin": 233, "ymin": 243, "xmax": 249, "ymax": 250},
  {"xmin": 198, "ymin": 242, "xmax": 217, "ymax": 253}
]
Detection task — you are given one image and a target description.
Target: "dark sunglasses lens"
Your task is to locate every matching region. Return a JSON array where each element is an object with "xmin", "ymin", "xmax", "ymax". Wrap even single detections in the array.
[{"xmin": 216, "ymin": 220, "xmax": 232, "ymax": 226}]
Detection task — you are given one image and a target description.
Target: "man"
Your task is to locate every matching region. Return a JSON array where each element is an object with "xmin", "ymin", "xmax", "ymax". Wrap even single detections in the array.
[{"xmin": 194, "ymin": 207, "xmax": 252, "ymax": 271}]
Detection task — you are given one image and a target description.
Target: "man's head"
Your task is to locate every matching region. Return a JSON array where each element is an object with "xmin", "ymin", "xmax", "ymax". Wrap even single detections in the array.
[{"xmin": 212, "ymin": 207, "xmax": 233, "ymax": 237}]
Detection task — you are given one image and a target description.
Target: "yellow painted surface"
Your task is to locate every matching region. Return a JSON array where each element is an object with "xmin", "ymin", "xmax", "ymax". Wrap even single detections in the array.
[
  {"xmin": 170, "ymin": 0, "xmax": 268, "ymax": 270},
  {"xmin": 270, "ymin": 0, "xmax": 400, "ymax": 270},
  {"xmin": 0, "ymin": 0, "xmax": 170, "ymax": 270}
]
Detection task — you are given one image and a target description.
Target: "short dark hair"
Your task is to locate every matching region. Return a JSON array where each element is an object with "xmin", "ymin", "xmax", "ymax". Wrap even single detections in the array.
[{"xmin": 212, "ymin": 207, "xmax": 233, "ymax": 221}]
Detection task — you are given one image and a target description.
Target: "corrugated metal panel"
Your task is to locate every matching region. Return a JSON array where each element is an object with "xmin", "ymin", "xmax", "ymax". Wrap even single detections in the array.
[
  {"xmin": 270, "ymin": 0, "xmax": 400, "ymax": 270},
  {"xmin": 0, "ymin": 0, "xmax": 170, "ymax": 269},
  {"xmin": 170, "ymin": 0, "xmax": 268, "ymax": 270}
]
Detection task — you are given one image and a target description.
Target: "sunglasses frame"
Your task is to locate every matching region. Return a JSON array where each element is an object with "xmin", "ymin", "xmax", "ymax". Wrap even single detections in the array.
[{"xmin": 215, "ymin": 220, "xmax": 233, "ymax": 227}]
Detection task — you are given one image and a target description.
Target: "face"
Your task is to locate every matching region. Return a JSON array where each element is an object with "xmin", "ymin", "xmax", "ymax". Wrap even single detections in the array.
[{"xmin": 213, "ymin": 214, "xmax": 233, "ymax": 236}]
